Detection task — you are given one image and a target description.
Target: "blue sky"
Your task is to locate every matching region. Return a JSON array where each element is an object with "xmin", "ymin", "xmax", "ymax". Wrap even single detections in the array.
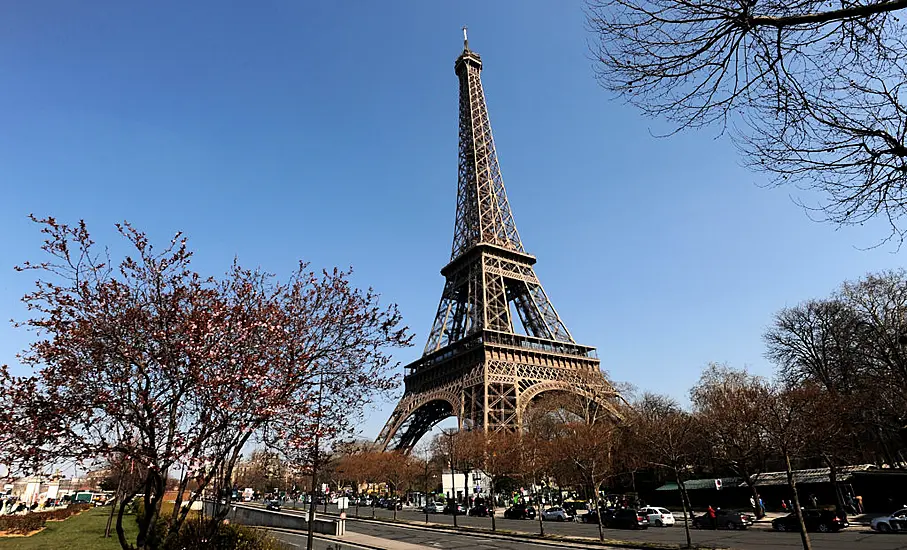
[{"xmin": 1, "ymin": 1, "xmax": 902, "ymax": 442}]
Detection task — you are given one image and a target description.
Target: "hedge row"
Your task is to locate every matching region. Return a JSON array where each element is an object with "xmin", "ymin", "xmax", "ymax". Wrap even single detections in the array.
[
  {"xmin": 0, "ymin": 513, "xmax": 47, "ymax": 534},
  {"xmin": 37, "ymin": 503, "xmax": 91, "ymax": 521}
]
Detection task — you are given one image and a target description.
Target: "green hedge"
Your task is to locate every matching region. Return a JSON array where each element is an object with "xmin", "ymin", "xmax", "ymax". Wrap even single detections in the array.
[
  {"xmin": 0, "ymin": 513, "xmax": 47, "ymax": 534},
  {"xmin": 37, "ymin": 503, "xmax": 91, "ymax": 521}
]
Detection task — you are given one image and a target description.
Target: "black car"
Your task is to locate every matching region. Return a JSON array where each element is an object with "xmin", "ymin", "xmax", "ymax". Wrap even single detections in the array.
[
  {"xmin": 581, "ymin": 507, "xmax": 610, "ymax": 524},
  {"xmin": 772, "ymin": 509, "xmax": 849, "ymax": 533},
  {"xmin": 692, "ymin": 509, "xmax": 749, "ymax": 530},
  {"xmin": 603, "ymin": 509, "xmax": 650, "ymax": 530},
  {"xmin": 443, "ymin": 502, "xmax": 466, "ymax": 515},
  {"xmin": 469, "ymin": 503, "xmax": 493, "ymax": 517},
  {"xmin": 265, "ymin": 500, "xmax": 281, "ymax": 511},
  {"xmin": 503, "ymin": 503, "xmax": 537, "ymax": 519}
]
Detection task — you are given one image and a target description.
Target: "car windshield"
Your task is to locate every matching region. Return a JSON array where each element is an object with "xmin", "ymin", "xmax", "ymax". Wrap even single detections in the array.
[{"xmin": 657, "ymin": 508, "xmax": 670, "ymax": 514}]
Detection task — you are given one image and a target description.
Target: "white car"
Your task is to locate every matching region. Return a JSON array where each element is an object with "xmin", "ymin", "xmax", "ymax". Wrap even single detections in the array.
[
  {"xmin": 870, "ymin": 507, "xmax": 907, "ymax": 533},
  {"xmin": 541, "ymin": 507, "xmax": 572, "ymax": 521},
  {"xmin": 423, "ymin": 501, "xmax": 445, "ymax": 513},
  {"xmin": 640, "ymin": 507, "xmax": 676, "ymax": 527}
]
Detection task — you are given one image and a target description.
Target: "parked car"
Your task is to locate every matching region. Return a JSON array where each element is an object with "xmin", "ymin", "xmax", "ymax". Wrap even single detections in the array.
[
  {"xmin": 443, "ymin": 502, "xmax": 466, "ymax": 515},
  {"xmin": 385, "ymin": 499, "xmax": 402, "ymax": 510},
  {"xmin": 870, "ymin": 507, "xmax": 907, "ymax": 533},
  {"xmin": 603, "ymin": 508, "xmax": 650, "ymax": 530},
  {"xmin": 503, "ymin": 503, "xmax": 536, "ymax": 519},
  {"xmin": 562, "ymin": 500, "xmax": 589, "ymax": 521},
  {"xmin": 640, "ymin": 507, "xmax": 676, "ymax": 527},
  {"xmin": 423, "ymin": 501, "xmax": 445, "ymax": 513},
  {"xmin": 264, "ymin": 500, "xmax": 281, "ymax": 511},
  {"xmin": 541, "ymin": 506, "xmax": 572, "ymax": 522},
  {"xmin": 581, "ymin": 507, "xmax": 607, "ymax": 523},
  {"xmin": 469, "ymin": 503, "xmax": 493, "ymax": 517},
  {"xmin": 691, "ymin": 509, "xmax": 750, "ymax": 530},
  {"xmin": 772, "ymin": 509, "xmax": 848, "ymax": 533}
]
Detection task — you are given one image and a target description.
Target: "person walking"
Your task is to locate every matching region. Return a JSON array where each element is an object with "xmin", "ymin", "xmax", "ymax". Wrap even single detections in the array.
[{"xmin": 708, "ymin": 505, "xmax": 717, "ymax": 529}]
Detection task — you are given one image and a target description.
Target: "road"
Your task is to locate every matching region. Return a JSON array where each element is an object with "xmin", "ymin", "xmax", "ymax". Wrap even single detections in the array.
[{"xmin": 271, "ymin": 502, "xmax": 907, "ymax": 550}]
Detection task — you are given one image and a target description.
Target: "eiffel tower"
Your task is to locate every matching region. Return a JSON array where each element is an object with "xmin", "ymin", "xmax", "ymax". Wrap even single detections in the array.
[{"xmin": 377, "ymin": 33, "xmax": 619, "ymax": 452}]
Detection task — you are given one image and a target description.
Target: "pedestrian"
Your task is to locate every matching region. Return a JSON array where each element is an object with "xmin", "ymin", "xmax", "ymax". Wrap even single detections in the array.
[
  {"xmin": 782, "ymin": 500, "xmax": 788, "ymax": 511},
  {"xmin": 758, "ymin": 496, "xmax": 765, "ymax": 518},
  {"xmin": 809, "ymin": 494, "xmax": 818, "ymax": 509},
  {"xmin": 855, "ymin": 495, "xmax": 863, "ymax": 514},
  {"xmin": 708, "ymin": 505, "xmax": 717, "ymax": 529},
  {"xmin": 750, "ymin": 496, "xmax": 755, "ymax": 512}
]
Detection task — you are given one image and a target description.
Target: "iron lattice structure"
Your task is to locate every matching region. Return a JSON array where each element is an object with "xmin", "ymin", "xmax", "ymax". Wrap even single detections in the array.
[{"xmin": 377, "ymin": 39, "xmax": 619, "ymax": 452}]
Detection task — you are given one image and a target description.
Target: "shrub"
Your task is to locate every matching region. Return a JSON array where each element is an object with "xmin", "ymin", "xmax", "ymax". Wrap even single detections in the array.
[
  {"xmin": 128, "ymin": 499, "xmax": 286, "ymax": 549},
  {"xmin": 36, "ymin": 503, "xmax": 91, "ymax": 521},
  {"xmin": 164, "ymin": 518, "xmax": 288, "ymax": 550},
  {"xmin": 0, "ymin": 513, "xmax": 47, "ymax": 534}
]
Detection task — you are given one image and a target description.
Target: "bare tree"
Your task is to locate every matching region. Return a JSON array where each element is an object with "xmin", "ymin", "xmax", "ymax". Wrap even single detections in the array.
[
  {"xmin": 758, "ymin": 382, "xmax": 828, "ymax": 550},
  {"xmin": 765, "ymin": 272, "xmax": 907, "ymax": 467},
  {"xmin": 558, "ymin": 421, "xmax": 620, "ymax": 541},
  {"xmin": 468, "ymin": 430, "xmax": 521, "ymax": 532},
  {"xmin": 627, "ymin": 393, "xmax": 699, "ymax": 549},
  {"xmin": 691, "ymin": 363, "xmax": 770, "ymax": 517},
  {"xmin": 588, "ymin": 0, "xmax": 907, "ymax": 238},
  {"xmin": 515, "ymin": 429, "xmax": 555, "ymax": 537}
]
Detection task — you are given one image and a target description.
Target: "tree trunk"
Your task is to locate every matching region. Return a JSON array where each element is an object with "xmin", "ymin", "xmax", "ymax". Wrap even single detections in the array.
[
  {"xmin": 136, "ymin": 470, "xmax": 165, "ymax": 550},
  {"xmin": 489, "ymin": 479, "xmax": 496, "ymax": 531},
  {"xmin": 594, "ymin": 481, "xmax": 605, "ymax": 542},
  {"xmin": 785, "ymin": 452, "xmax": 812, "ymax": 550},
  {"xmin": 115, "ymin": 487, "xmax": 139, "ymax": 550},
  {"xmin": 824, "ymin": 455, "xmax": 845, "ymax": 512},
  {"xmin": 747, "ymin": 481, "xmax": 763, "ymax": 518},
  {"xmin": 450, "ymin": 467, "xmax": 458, "ymax": 528},
  {"xmin": 537, "ymin": 492, "xmax": 545, "ymax": 536},
  {"xmin": 105, "ymin": 471, "xmax": 124, "ymax": 538},
  {"xmin": 306, "ymin": 453, "xmax": 319, "ymax": 550},
  {"xmin": 675, "ymin": 469, "xmax": 692, "ymax": 549}
]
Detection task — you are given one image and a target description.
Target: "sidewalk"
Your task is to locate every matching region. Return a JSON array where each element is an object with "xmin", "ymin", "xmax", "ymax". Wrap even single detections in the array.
[{"xmin": 337, "ymin": 531, "xmax": 435, "ymax": 550}]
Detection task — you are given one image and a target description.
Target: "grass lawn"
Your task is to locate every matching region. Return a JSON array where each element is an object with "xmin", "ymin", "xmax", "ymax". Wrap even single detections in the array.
[{"xmin": 0, "ymin": 507, "xmax": 136, "ymax": 550}]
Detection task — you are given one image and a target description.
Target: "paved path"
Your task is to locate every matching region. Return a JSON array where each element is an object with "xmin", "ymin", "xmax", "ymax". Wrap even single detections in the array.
[{"xmin": 268, "ymin": 528, "xmax": 435, "ymax": 550}]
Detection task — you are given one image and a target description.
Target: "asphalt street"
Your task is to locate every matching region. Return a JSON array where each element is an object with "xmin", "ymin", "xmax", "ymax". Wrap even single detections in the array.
[{"xmin": 273, "ymin": 502, "xmax": 907, "ymax": 550}]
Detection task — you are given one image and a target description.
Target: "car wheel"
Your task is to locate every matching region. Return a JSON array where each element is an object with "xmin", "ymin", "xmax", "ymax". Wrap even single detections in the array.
[
  {"xmin": 655, "ymin": 520, "xmax": 663, "ymax": 527},
  {"xmin": 557, "ymin": 516, "xmax": 564, "ymax": 522},
  {"xmin": 879, "ymin": 523, "xmax": 891, "ymax": 533},
  {"xmin": 817, "ymin": 523, "xmax": 830, "ymax": 533},
  {"xmin": 773, "ymin": 523, "xmax": 784, "ymax": 531}
]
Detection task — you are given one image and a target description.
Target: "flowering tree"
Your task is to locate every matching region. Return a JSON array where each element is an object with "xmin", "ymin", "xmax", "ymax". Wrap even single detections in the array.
[{"xmin": 0, "ymin": 217, "xmax": 411, "ymax": 550}]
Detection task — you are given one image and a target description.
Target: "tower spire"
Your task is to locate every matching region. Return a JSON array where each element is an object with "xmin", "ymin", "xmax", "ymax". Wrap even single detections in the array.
[
  {"xmin": 462, "ymin": 25, "xmax": 469, "ymax": 50},
  {"xmin": 452, "ymin": 36, "xmax": 523, "ymax": 260}
]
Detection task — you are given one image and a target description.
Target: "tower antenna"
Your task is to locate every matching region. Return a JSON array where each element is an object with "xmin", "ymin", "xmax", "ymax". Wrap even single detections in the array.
[{"xmin": 462, "ymin": 25, "xmax": 469, "ymax": 50}]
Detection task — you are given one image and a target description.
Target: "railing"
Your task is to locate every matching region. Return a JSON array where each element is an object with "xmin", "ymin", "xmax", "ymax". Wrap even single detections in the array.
[
  {"xmin": 407, "ymin": 331, "xmax": 597, "ymax": 376},
  {"xmin": 483, "ymin": 330, "xmax": 598, "ymax": 359}
]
